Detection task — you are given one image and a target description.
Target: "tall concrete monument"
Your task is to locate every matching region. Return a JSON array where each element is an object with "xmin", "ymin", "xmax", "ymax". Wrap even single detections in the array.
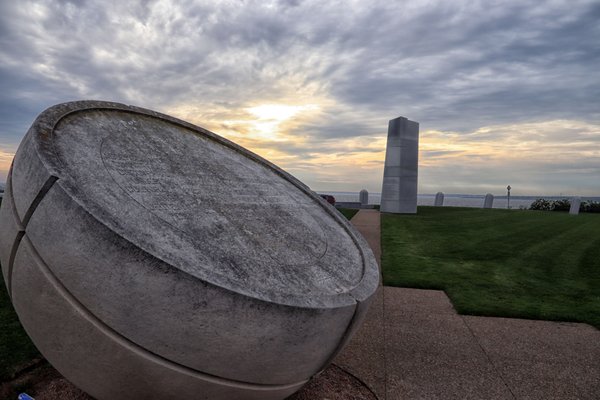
[
  {"xmin": 380, "ymin": 116, "xmax": 419, "ymax": 214},
  {"xmin": 0, "ymin": 101, "xmax": 379, "ymax": 400}
]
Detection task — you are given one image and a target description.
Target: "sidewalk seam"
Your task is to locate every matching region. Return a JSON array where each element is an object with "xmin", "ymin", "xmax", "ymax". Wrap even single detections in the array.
[
  {"xmin": 351, "ymin": 210, "xmax": 386, "ymax": 400},
  {"xmin": 459, "ymin": 315, "xmax": 518, "ymax": 400},
  {"xmin": 382, "ymin": 287, "xmax": 388, "ymax": 400},
  {"xmin": 332, "ymin": 362, "xmax": 380, "ymax": 400}
]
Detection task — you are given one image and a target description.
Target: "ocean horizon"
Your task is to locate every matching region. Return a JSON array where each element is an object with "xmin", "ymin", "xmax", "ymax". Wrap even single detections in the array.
[
  {"xmin": 321, "ymin": 191, "xmax": 600, "ymax": 209},
  {"xmin": 2, "ymin": 182, "xmax": 598, "ymax": 210}
]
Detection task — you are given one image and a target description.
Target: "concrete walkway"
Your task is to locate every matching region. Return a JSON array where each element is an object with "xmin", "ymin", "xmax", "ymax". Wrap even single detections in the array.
[{"xmin": 334, "ymin": 209, "xmax": 599, "ymax": 400}]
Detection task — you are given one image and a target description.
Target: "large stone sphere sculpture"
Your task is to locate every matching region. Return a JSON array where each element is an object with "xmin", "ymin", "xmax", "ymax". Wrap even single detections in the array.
[{"xmin": 0, "ymin": 101, "xmax": 379, "ymax": 399}]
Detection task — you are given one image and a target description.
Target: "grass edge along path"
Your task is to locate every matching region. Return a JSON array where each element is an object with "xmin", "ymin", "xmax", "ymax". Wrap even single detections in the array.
[
  {"xmin": 0, "ymin": 268, "xmax": 41, "ymax": 382},
  {"xmin": 381, "ymin": 206, "xmax": 600, "ymax": 329},
  {"xmin": 337, "ymin": 207, "xmax": 359, "ymax": 221}
]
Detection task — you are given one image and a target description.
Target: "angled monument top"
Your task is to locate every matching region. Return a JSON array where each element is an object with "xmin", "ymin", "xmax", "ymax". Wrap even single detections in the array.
[
  {"xmin": 0, "ymin": 100, "xmax": 380, "ymax": 399},
  {"xmin": 10, "ymin": 101, "xmax": 378, "ymax": 307}
]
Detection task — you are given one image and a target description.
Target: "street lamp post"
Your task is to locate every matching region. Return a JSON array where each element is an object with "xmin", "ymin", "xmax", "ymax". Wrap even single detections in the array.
[{"xmin": 507, "ymin": 185, "xmax": 511, "ymax": 209}]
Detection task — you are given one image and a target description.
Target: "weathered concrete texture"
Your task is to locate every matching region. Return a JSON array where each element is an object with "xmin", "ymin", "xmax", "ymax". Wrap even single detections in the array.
[
  {"xmin": 335, "ymin": 210, "xmax": 385, "ymax": 399},
  {"xmin": 0, "ymin": 101, "xmax": 379, "ymax": 400},
  {"xmin": 337, "ymin": 210, "xmax": 599, "ymax": 400},
  {"xmin": 347, "ymin": 285, "xmax": 600, "ymax": 400},
  {"xmin": 569, "ymin": 197, "xmax": 581, "ymax": 215},
  {"xmin": 380, "ymin": 117, "xmax": 419, "ymax": 214},
  {"xmin": 383, "ymin": 288, "xmax": 513, "ymax": 400},
  {"xmin": 434, "ymin": 192, "xmax": 444, "ymax": 207},
  {"xmin": 346, "ymin": 210, "xmax": 381, "ymax": 266},
  {"xmin": 483, "ymin": 193, "xmax": 494, "ymax": 208},
  {"xmin": 463, "ymin": 316, "xmax": 600, "ymax": 399},
  {"xmin": 334, "ymin": 288, "xmax": 386, "ymax": 399},
  {"xmin": 0, "ymin": 165, "xmax": 24, "ymax": 293},
  {"xmin": 26, "ymin": 184, "xmax": 356, "ymax": 384},
  {"xmin": 12, "ymin": 236, "xmax": 305, "ymax": 400}
]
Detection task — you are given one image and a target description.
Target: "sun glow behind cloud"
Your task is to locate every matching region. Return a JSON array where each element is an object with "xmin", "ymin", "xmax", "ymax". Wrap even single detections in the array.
[
  {"xmin": 419, "ymin": 120, "xmax": 600, "ymax": 195},
  {"xmin": 0, "ymin": 150, "xmax": 14, "ymax": 182},
  {"xmin": 163, "ymin": 94, "xmax": 600, "ymax": 195},
  {"xmin": 246, "ymin": 104, "xmax": 318, "ymax": 141}
]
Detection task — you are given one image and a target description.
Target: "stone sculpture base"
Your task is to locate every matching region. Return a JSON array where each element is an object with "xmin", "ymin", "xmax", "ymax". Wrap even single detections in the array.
[{"xmin": 0, "ymin": 101, "xmax": 379, "ymax": 400}]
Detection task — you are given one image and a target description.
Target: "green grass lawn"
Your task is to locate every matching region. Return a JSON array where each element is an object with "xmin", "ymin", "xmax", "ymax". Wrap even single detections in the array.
[
  {"xmin": 382, "ymin": 206, "xmax": 600, "ymax": 328},
  {"xmin": 337, "ymin": 207, "xmax": 359, "ymax": 220},
  {"xmin": 0, "ymin": 268, "xmax": 40, "ymax": 381}
]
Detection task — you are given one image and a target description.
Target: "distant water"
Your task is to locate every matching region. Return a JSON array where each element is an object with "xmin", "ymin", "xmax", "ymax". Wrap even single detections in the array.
[
  {"xmin": 322, "ymin": 192, "xmax": 600, "ymax": 209},
  {"xmin": 1, "ymin": 183, "xmax": 597, "ymax": 209}
]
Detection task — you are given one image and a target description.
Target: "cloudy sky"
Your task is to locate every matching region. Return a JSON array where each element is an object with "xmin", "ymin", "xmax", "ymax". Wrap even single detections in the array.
[{"xmin": 1, "ymin": 0, "xmax": 599, "ymax": 195}]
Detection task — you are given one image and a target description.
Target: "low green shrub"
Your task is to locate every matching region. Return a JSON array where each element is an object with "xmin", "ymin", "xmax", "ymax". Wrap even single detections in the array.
[
  {"xmin": 529, "ymin": 198, "xmax": 552, "ymax": 211},
  {"xmin": 583, "ymin": 201, "xmax": 600, "ymax": 213},
  {"xmin": 337, "ymin": 207, "xmax": 359, "ymax": 220},
  {"xmin": 552, "ymin": 199, "xmax": 571, "ymax": 212},
  {"xmin": 530, "ymin": 198, "xmax": 600, "ymax": 213}
]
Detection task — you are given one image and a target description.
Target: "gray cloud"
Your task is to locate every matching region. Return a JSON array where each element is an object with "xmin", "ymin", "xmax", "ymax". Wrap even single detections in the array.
[
  {"xmin": 323, "ymin": 1, "xmax": 600, "ymax": 131},
  {"xmin": 0, "ymin": 0, "xmax": 599, "ymax": 193}
]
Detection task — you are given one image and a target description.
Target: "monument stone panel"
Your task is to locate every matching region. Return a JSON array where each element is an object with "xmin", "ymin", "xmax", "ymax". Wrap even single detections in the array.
[
  {"xmin": 0, "ymin": 101, "xmax": 379, "ymax": 400},
  {"xmin": 380, "ymin": 116, "xmax": 419, "ymax": 214},
  {"xmin": 434, "ymin": 192, "xmax": 444, "ymax": 207},
  {"xmin": 483, "ymin": 193, "xmax": 494, "ymax": 209},
  {"xmin": 359, "ymin": 189, "xmax": 369, "ymax": 207},
  {"xmin": 569, "ymin": 197, "xmax": 581, "ymax": 215}
]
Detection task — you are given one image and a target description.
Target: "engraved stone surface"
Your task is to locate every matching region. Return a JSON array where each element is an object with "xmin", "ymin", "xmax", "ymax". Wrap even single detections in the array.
[
  {"xmin": 380, "ymin": 116, "xmax": 419, "ymax": 214},
  {"xmin": 483, "ymin": 193, "xmax": 494, "ymax": 209},
  {"xmin": 434, "ymin": 192, "xmax": 444, "ymax": 207},
  {"xmin": 0, "ymin": 101, "xmax": 379, "ymax": 400}
]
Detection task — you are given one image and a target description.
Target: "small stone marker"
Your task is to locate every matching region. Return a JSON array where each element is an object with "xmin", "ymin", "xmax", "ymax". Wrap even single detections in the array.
[
  {"xmin": 359, "ymin": 189, "xmax": 369, "ymax": 207},
  {"xmin": 483, "ymin": 193, "xmax": 494, "ymax": 209},
  {"xmin": 569, "ymin": 197, "xmax": 581, "ymax": 215},
  {"xmin": 434, "ymin": 192, "xmax": 444, "ymax": 206},
  {"xmin": 380, "ymin": 116, "xmax": 419, "ymax": 214},
  {"xmin": 0, "ymin": 101, "xmax": 379, "ymax": 400}
]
